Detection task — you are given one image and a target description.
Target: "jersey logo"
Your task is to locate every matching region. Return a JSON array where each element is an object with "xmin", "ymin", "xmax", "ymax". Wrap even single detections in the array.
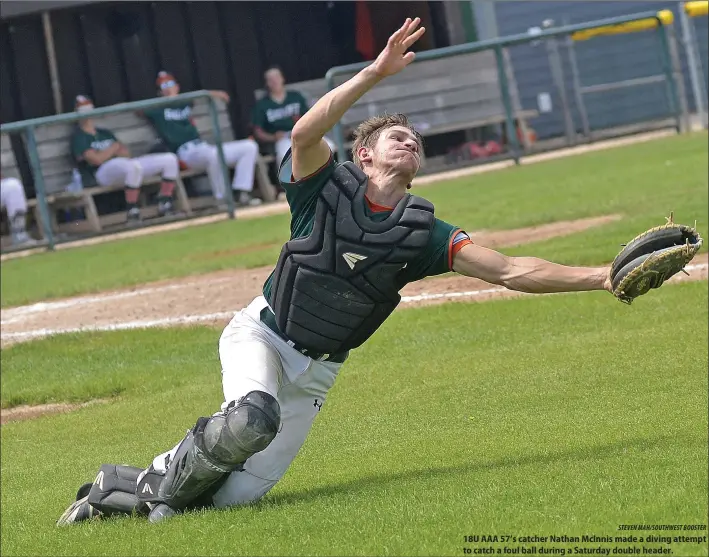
[
  {"xmin": 342, "ymin": 252, "xmax": 367, "ymax": 270},
  {"xmin": 94, "ymin": 471, "xmax": 104, "ymax": 490},
  {"xmin": 141, "ymin": 483, "xmax": 154, "ymax": 495}
]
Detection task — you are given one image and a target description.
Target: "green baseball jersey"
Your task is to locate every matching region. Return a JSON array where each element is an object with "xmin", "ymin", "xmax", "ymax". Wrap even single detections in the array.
[
  {"xmin": 70, "ymin": 126, "xmax": 118, "ymax": 186},
  {"xmin": 262, "ymin": 152, "xmax": 464, "ymax": 301},
  {"xmin": 143, "ymin": 103, "xmax": 200, "ymax": 153},
  {"xmin": 252, "ymin": 91, "xmax": 309, "ymax": 134}
]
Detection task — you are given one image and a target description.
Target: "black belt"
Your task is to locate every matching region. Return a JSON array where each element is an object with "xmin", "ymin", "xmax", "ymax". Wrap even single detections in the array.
[{"xmin": 259, "ymin": 307, "xmax": 348, "ymax": 364}]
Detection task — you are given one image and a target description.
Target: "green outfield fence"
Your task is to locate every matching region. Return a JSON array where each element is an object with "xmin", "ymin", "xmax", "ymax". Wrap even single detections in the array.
[
  {"xmin": 0, "ymin": 10, "xmax": 683, "ymax": 252},
  {"xmin": 326, "ymin": 10, "xmax": 682, "ymax": 166}
]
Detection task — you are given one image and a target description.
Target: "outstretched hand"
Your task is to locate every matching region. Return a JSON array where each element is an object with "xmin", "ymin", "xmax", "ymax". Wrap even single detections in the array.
[{"xmin": 372, "ymin": 18, "xmax": 426, "ymax": 78}]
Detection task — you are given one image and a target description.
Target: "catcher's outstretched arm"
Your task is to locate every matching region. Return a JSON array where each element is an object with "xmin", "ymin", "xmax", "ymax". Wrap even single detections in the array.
[
  {"xmin": 290, "ymin": 18, "xmax": 425, "ymax": 180},
  {"xmin": 452, "ymin": 243, "xmax": 611, "ymax": 294}
]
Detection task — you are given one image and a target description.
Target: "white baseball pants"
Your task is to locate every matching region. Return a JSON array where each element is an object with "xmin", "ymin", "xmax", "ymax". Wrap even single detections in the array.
[
  {"xmin": 95, "ymin": 154, "xmax": 180, "ymax": 189},
  {"xmin": 177, "ymin": 139, "xmax": 258, "ymax": 200},
  {"xmin": 150, "ymin": 295, "xmax": 343, "ymax": 508},
  {"xmin": 0, "ymin": 177, "xmax": 28, "ymax": 217},
  {"xmin": 275, "ymin": 134, "xmax": 336, "ymax": 168}
]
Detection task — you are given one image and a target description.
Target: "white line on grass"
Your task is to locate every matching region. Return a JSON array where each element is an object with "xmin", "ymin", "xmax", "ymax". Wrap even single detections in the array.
[
  {"xmin": 2, "ymin": 263, "xmax": 705, "ymax": 343},
  {"xmin": 0, "ymin": 276, "xmax": 235, "ymax": 323},
  {"xmin": 1, "ymin": 311, "xmax": 236, "ymax": 341}
]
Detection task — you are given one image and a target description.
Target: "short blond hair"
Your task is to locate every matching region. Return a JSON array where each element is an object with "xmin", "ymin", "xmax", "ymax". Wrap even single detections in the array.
[{"xmin": 351, "ymin": 113, "xmax": 423, "ymax": 169}]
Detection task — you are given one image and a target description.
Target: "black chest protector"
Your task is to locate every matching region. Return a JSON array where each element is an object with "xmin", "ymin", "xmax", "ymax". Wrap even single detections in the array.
[{"xmin": 269, "ymin": 162, "xmax": 435, "ymax": 354}]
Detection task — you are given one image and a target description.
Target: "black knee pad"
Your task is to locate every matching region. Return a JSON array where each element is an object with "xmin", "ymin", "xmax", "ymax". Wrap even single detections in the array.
[{"xmin": 202, "ymin": 390, "xmax": 281, "ymax": 466}]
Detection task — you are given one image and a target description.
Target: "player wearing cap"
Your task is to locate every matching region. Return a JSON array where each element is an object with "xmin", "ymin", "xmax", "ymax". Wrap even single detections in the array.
[
  {"xmin": 70, "ymin": 95, "xmax": 181, "ymax": 223},
  {"xmin": 144, "ymin": 72, "xmax": 261, "ymax": 207}
]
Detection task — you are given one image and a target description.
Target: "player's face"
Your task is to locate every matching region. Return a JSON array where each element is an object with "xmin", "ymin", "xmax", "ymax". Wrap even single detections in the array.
[
  {"xmin": 373, "ymin": 125, "xmax": 421, "ymax": 176},
  {"xmin": 160, "ymin": 81, "xmax": 180, "ymax": 97},
  {"xmin": 265, "ymin": 70, "xmax": 285, "ymax": 94},
  {"xmin": 77, "ymin": 104, "xmax": 95, "ymax": 124}
]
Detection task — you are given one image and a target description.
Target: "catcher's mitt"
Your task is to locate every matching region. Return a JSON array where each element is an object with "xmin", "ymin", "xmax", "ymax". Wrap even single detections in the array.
[{"xmin": 610, "ymin": 213, "xmax": 702, "ymax": 304}]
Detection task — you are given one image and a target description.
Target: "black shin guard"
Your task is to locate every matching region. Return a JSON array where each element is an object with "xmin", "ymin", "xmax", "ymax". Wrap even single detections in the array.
[{"xmin": 87, "ymin": 464, "xmax": 149, "ymax": 517}]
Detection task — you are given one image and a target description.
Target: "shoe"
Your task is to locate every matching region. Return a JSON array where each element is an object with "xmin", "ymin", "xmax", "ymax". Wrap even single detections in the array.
[
  {"xmin": 215, "ymin": 200, "xmax": 230, "ymax": 212},
  {"xmin": 126, "ymin": 208, "xmax": 142, "ymax": 225},
  {"xmin": 236, "ymin": 192, "xmax": 263, "ymax": 207},
  {"xmin": 157, "ymin": 199, "xmax": 175, "ymax": 217},
  {"xmin": 148, "ymin": 503, "xmax": 177, "ymax": 523},
  {"xmin": 11, "ymin": 232, "xmax": 40, "ymax": 248},
  {"xmin": 56, "ymin": 495, "xmax": 102, "ymax": 526}
]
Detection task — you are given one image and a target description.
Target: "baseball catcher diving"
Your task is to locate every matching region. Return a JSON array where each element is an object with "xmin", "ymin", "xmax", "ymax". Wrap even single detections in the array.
[{"xmin": 58, "ymin": 18, "xmax": 701, "ymax": 525}]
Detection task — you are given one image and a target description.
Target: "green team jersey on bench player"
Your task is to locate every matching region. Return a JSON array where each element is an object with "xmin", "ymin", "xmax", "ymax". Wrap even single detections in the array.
[
  {"xmin": 70, "ymin": 127, "xmax": 119, "ymax": 187},
  {"xmin": 262, "ymin": 151, "xmax": 468, "ymax": 301},
  {"xmin": 144, "ymin": 103, "xmax": 201, "ymax": 153},
  {"xmin": 252, "ymin": 91, "xmax": 309, "ymax": 134}
]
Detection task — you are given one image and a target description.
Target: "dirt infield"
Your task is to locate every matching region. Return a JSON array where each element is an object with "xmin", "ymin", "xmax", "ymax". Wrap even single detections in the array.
[
  {"xmin": 1, "ymin": 399, "xmax": 108, "ymax": 425},
  {"xmin": 1, "ymin": 214, "xmax": 625, "ymax": 346},
  {"xmin": 3, "ymin": 211, "xmax": 707, "ymax": 424},
  {"xmin": 4, "ymin": 213, "xmax": 707, "ymax": 348}
]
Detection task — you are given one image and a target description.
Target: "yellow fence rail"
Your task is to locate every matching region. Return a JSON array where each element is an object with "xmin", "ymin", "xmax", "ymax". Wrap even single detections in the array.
[
  {"xmin": 572, "ymin": 10, "xmax": 674, "ymax": 41},
  {"xmin": 685, "ymin": 1, "xmax": 708, "ymax": 17}
]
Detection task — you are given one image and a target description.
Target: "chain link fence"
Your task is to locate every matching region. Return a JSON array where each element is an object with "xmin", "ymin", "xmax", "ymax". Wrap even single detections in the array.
[
  {"xmin": 504, "ymin": 9, "xmax": 687, "ymax": 151},
  {"xmin": 678, "ymin": 1, "xmax": 708, "ymax": 128}
]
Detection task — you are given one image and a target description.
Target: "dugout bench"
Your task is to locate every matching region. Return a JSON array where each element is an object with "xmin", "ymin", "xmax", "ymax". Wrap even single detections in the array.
[
  {"xmin": 255, "ymin": 50, "xmax": 538, "ymax": 170},
  {"xmin": 8, "ymin": 98, "xmax": 278, "ymax": 239}
]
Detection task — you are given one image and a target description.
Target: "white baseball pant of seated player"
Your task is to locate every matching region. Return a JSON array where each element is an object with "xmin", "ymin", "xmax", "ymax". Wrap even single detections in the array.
[
  {"xmin": 1, "ymin": 176, "xmax": 36, "ymax": 246},
  {"xmin": 149, "ymin": 295, "xmax": 342, "ymax": 507},
  {"xmin": 274, "ymin": 133, "xmax": 336, "ymax": 168},
  {"xmin": 176, "ymin": 139, "xmax": 259, "ymax": 201},
  {"xmin": 1, "ymin": 176, "xmax": 28, "ymax": 219},
  {"xmin": 94, "ymin": 153, "xmax": 180, "ymax": 189}
]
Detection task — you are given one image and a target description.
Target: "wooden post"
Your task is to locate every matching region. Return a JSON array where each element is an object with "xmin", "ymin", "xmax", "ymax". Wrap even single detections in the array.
[{"xmin": 42, "ymin": 11, "xmax": 63, "ymax": 115}]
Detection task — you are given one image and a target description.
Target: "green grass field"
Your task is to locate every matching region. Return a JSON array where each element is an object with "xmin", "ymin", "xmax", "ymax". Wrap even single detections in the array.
[
  {"xmin": 1, "ymin": 133, "xmax": 707, "ymax": 556},
  {"xmin": 1, "ymin": 133, "xmax": 707, "ymax": 307},
  {"xmin": 1, "ymin": 285, "xmax": 707, "ymax": 556}
]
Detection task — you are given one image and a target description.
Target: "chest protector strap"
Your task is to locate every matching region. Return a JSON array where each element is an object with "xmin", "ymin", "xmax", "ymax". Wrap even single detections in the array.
[{"xmin": 269, "ymin": 162, "xmax": 434, "ymax": 353}]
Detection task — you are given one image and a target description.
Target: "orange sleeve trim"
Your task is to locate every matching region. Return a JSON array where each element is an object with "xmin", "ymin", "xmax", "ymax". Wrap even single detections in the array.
[{"xmin": 448, "ymin": 229, "xmax": 473, "ymax": 270}]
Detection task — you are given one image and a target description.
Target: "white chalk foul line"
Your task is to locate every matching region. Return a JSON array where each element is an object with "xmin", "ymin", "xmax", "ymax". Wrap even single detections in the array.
[
  {"xmin": 400, "ymin": 287, "xmax": 506, "ymax": 303},
  {"xmin": 2, "ymin": 263, "xmax": 706, "ymax": 343},
  {"xmin": 1, "ymin": 311, "xmax": 235, "ymax": 341},
  {"xmin": 0, "ymin": 276, "xmax": 235, "ymax": 324}
]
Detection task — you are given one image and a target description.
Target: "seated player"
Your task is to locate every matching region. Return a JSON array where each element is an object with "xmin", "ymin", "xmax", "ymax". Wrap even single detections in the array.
[
  {"xmin": 71, "ymin": 95, "xmax": 180, "ymax": 223},
  {"xmin": 144, "ymin": 72, "xmax": 261, "ymax": 207},
  {"xmin": 1, "ymin": 175, "xmax": 37, "ymax": 247},
  {"xmin": 252, "ymin": 66, "xmax": 335, "ymax": 168}
]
